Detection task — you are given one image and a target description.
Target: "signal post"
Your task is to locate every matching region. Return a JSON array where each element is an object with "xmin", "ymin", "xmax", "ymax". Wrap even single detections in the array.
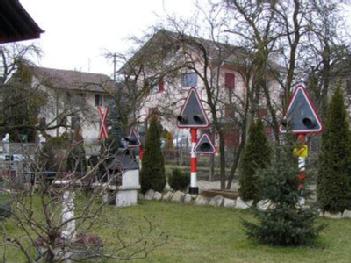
[
  {"xmin": 177, "ymin": 88, "xmax": 215, "ymax": 195},
  {"xmin": 280, "ymin": 83, "xmax": 323, "ymax": 203}
]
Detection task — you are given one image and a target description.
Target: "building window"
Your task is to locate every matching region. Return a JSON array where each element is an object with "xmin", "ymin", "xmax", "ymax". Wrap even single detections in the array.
[
  {"xmin": 39, "ymin": 117, "xmax": 46, "ymax": 129},
  {"xmin": 95, "ymin": 94, "xmax": 103, "ymax": 106},
  {"xmin": 224, "ymin": 73, "xmax": 235, "ymax": 90},
  {"xmin": 224, "ymin": 103, "xmax": 235, "ymax": 118},
  {"xmin": 258, "ymin": 108, "xmax": 268, "ymax": 118},
  {"xmin": 181, "ymin": 72, "xmax": 197, "ymax": 87},
  {"xmin": 71, "ymin": 115, "xmax": 80, "ymax": 130},
  {"xmin": 60, "ymin": 116, "xmax": 67, "ymax": 126},
  {"xmin": 224, "ymin": 129, "xmax": 240, "ymax": 148}
]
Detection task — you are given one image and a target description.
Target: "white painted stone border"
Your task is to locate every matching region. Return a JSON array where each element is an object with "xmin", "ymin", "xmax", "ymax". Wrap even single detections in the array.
[{"xmin": 139, "ymin": 189, "xmax": 351, "ymax": 219}]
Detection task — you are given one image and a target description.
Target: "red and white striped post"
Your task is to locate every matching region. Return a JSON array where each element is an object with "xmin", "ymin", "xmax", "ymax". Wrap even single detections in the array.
[{"xmin": 189, "ymin": 128, "xmax": 199, "ymax": 195}]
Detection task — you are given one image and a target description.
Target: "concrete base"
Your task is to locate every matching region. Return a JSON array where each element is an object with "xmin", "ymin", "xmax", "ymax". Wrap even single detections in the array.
[
  {"xmin": 115, "ymin": 169, "xmax": 140, "ymax": 207},
  {"xmin": 116, "ymin": 189, "xmax": 139, "ymax": 207}
]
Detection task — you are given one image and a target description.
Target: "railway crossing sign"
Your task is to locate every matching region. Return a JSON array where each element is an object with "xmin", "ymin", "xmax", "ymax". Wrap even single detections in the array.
[
  {"xmin": 177, "ymin": 88, "xmax": 210, "ymax": 129},
  {"xmin": 98, "ymin": 106, "xmax": 109, "ymax": 140},
  {"xmin": 280, "ymin": 84, "xmax": 323, "ymax": 134}
]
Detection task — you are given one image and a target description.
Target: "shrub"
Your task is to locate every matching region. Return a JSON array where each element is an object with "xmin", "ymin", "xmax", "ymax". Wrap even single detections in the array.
[
  {"xmin": 243, "ymin": 142, "xmax": 325, "ymax": 246},
  {"xmin": 239, "ymin": 119, "xmax": 271, "ymax": 203},
  {"xmin": 317, "ymin": 87, "xmax": 351, "ymax": 213},
  {"xmin": 140, "ymin": 114, "xmax": 166, "ymax": 193},
  {"xmin": 168, "ymin": 168, "xmax": 189, "ymax": 191}
]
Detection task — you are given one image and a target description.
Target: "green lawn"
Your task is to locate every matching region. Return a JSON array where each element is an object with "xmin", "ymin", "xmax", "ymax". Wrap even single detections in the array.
[
  {"xmin": 2, "ymin": 201, "xmax": 351, "ymax": 262},
  {"xmin": 106, "ymin": 201, "xmax": 351, "ymax": 263}
]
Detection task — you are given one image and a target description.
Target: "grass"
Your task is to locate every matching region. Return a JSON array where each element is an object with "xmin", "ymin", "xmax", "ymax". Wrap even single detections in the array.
[
  {"xmin": 118, "ymin": 202, "xmax": 351, "ymax": 263},
  {"xmin": 2, "ymin": 200, "xmax": 351, "ymax": 262}
]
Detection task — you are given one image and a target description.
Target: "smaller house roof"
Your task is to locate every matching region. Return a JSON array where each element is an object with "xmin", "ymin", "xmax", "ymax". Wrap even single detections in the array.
[
  {"xmin": 0, "ymin": 0, "xmax": 44, "ymax": 44},
  {"xmin": 31, "ymin": 66, "xmax": 115, "ymax": 93}
]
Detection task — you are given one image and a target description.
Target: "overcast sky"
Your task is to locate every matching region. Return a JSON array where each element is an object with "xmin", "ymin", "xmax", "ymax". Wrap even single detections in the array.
[
  {"xmin": 19, "ymin": 1, "xmax": 351, "ymax": 78},
  {"xmin": 20, "ymin": 0, "xmax": 198, "ymax": 77}
]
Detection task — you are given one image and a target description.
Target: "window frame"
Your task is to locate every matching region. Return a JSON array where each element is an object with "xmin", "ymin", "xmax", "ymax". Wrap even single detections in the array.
[
  {"xmin": 95, "ymin": 94, "xmax": 103, "ymax": 107},
  {"xmin": 181, "ymin": 72, "xmax": 197, "ymax": 87}
]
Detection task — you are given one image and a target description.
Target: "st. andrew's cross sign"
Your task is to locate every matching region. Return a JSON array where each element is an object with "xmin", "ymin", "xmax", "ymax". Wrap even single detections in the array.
[{"xmin": 98, "ymin": 106, "xmax": 109, "ymax": 140}]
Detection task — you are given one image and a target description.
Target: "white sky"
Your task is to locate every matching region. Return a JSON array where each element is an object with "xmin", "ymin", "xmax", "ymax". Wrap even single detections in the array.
[
  {"xmin": 20, "ymin": 0, "xmax": 199, "ymax": 77},
  {"xmin": 18, "ymin": 1, "xmax": 351, "ymax": 78}
]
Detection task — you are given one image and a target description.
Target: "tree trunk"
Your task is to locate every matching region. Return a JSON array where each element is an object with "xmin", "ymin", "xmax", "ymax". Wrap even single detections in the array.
[{"xmin": 218, "ymin": 130, "xmax": 226, "ymax": 189}]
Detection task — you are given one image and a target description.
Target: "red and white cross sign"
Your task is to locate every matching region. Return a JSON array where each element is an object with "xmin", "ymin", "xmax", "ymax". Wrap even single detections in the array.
[{"xmin": 98, "ymin": 106, "xmax": 109, "ymax": 140}]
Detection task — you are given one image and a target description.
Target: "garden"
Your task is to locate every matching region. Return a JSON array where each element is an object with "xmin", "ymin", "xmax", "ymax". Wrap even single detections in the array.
[{"xmin": 2, "ymin": 200, "xmax": 351, "ymax": 263}]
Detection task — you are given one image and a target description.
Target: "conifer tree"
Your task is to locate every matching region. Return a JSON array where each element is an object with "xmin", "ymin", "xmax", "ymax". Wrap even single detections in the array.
[
  {"xmin": 140, "ymin": 114, "xmax": 166, "ymax": 193},
  {"xmin": 243, "ymin": 142, "xmax": 324, "ymax": 246},
  {"xmin": 239, "ymin": 119, "xmax": 271, "ymax": 202},
  {"xmin": 317, "ymin": 87, "xmax": 351, "ymax": 213},
  {"xmin": 105, "ymin": 99, "xmax": 124, "ymax": 154}
]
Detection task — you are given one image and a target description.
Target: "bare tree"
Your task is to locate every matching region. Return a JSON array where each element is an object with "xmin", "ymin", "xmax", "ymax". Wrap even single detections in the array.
[
  {"xmin": 303, "ymin": 0, "xmax": 350, "ymax": 119},
  {"xmin": 105, "ymin": 30, "xmax": 190, "ymax": 135},
  {"xmin": 0, "ymin": 44, "xmax": 102, "ymax": 142},
  {"xmin": 0, "ymin": 134, "xmax": 166, "ymax": 262}
]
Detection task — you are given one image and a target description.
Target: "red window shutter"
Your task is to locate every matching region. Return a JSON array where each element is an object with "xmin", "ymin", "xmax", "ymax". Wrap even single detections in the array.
[
  {"xmin": 158, "ymin": 79, "xmax": 165, "ymax": 93},
  {"xmin": 224, "ymin": 129, "xmax": 239, "ymax": 147},
  {"xmin": 225, "ymin": 73, "xmax": 235, "ymax": 89},
  {"xmin": 258, "ymin": 108, "xmax": 268, "ymax": 118}
]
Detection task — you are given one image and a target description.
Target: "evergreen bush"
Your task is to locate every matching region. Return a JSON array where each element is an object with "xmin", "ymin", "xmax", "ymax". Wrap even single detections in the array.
[
  {"xmin": 168, "ymin": 168, "xmax": 189, "ymax": 191},
  {"xmin": 239, "ymin": 119, "xmax": 271, "ymax": 203},
  {"xmin": 243, "ymin": 142, "xmax": 325, "ymax": 246},
  {"xmin": 317, "ymin": 87, "xmax": 351, "ymax": 213},
  {"xmin": 140, "ymin": 115, "xmax": 166, "ymax": 193}
]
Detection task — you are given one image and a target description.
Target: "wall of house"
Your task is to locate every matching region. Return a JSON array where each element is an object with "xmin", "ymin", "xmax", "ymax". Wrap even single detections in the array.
[
  {"xmin": 33, "ymin": 77, "xmax": 110, "ymax": 144},
  {"xmin": 138, "ymin": 63, "xmax": 249, "ymax": 141}
]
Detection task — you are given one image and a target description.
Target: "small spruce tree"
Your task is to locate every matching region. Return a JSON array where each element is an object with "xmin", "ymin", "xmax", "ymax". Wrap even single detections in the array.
[
  {"xmin": 140, "ymin": 114, "xmax": 166, "ymax": 193},
  {"xmin": 239, "ymin": 119, "xmax": 271, "ymax": 203},
  {"xmin": 243, "ymin": 142, "xmax": 324, "ymax": 246},
  {"xmin": 317, "ymin": 87, "xmax": 351, "ymax": 213}
]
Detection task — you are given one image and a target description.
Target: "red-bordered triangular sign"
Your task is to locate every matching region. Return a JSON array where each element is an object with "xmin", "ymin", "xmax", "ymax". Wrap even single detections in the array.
[
  {"xmin": 125, "ymin": 129, "xmax": 141, "ymax": 147},
  {"xmin": 280, "ymin": 84, "xmax": 323, "ymax": 134},
  {"xmin": 177, "ymin": 87, "xmax": 210, "ymax": 129},
  {"xmin": 194, "ymin": 134, "xmax": 216, "ymax": 154}
]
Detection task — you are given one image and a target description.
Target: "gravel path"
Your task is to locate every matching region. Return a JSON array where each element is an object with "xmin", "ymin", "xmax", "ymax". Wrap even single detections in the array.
[{"xmin": 197, "ymin": 180, "xmax": 238, "ymax": 191}]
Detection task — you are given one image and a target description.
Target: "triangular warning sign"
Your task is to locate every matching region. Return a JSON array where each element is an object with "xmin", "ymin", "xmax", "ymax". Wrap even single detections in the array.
[
  {"xmin": 125, "ymin": 129, "xmax": 141, "ymax": 147},
  {"xmin": 177, "ymin": 88, "xmax": 210, "ymax": 128},
  {"xmin": 195, "ymin": 134, "xmax": 216, "ymax": 154},
  {"xmin": 280, "ymin": 84, "xmax": 323, "ymax": 134}
]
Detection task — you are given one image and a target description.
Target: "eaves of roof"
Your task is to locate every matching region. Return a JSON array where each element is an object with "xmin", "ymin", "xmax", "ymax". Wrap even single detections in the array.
[{"xmin": 0, "ymin": 0, "xmax": 44, "ymax": 44}]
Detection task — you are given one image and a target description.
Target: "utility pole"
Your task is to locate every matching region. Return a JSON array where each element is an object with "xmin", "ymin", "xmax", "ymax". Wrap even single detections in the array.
[{"xmin": 113, "ymin": 53, "xmax": 117, "ymax": 82}]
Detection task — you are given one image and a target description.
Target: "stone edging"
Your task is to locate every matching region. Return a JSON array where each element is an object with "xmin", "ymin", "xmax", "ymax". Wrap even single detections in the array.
[{"xmin": 139, "ymin": 189, "xmax": 351, "ymax": 219}]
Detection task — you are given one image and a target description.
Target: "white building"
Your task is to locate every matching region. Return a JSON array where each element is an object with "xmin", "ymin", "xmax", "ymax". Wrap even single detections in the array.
[
  {"xmin": 30, "ymin": 66, "xmax": 114, "ymax": 143},
  {"xmin": 121, "ymin": 30, "xmax": 282, "ymax": 148}
]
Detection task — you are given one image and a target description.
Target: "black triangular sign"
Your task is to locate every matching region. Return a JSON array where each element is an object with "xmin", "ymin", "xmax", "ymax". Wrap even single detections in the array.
[
  {"xmin": 280, "ymin": 84, "xmax": 323, "ymax": 134},
  {"xmin": 125, "ymin": 129, "xmax": 141, "ymax": 147},
  {"xmin": 177, "ymin": 88, "xmax": 210, "ymax": 128},
  {"xmin": 195, "ymin": 134, "xmax": 216, "ymax": 154}
]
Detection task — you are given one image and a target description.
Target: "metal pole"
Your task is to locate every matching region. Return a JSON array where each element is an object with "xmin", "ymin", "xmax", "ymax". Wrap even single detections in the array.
[
  {"xmin": 189, "ymin": 128, "xmax": 199, "ymax": 195},
  {"xmin": 113, "ymin": 53, "xmax": 117, "ymax": 83}
]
